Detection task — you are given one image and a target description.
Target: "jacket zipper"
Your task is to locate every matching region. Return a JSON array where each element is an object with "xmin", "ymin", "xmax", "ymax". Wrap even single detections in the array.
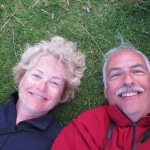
[{"xmin": 131, "ymin": 123, "xmax": 136, "ymax": 150}]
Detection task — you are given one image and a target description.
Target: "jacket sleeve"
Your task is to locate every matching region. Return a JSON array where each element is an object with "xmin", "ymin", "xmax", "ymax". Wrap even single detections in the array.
[
  {"xmin": 51, "ymin": 107, "xmax": 107, "ymax": 150},
  {"xmin": 51, "ymin": 118, "xmax": 97, "ymax": 150}
]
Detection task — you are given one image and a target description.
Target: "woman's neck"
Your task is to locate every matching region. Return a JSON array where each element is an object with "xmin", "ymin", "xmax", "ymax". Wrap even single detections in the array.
[{"xmin": 15, "ymin": 100, "xmax": 46, "ymax": 124}]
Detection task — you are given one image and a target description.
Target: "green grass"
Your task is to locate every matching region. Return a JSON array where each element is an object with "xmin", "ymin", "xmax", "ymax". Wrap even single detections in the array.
[{"xmin": 0, "ymin": 0, "xmax": 150, "ymax": 125}]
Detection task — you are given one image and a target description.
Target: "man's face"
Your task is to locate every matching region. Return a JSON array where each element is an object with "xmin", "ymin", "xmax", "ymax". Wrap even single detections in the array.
[{"xmin": 104, "ymin": 49, "xmax": 150, "ymax": 121}]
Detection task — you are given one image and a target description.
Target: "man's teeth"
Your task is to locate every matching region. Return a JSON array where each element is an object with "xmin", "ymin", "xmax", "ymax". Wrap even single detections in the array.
[{"xmin": 121, "ymin": 92, "xmax": 138, "ymax": 97}]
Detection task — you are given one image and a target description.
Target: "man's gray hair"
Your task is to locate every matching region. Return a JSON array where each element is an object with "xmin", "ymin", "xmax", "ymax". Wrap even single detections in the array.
[{"xmin": 102, "ymin": 42, "xmax": 150, "ymax": 88}]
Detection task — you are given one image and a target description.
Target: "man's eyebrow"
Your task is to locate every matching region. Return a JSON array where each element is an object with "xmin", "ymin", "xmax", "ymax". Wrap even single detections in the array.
[
  {"xmin": 108, "ymin": 67, "xmax": 122, "ymax": 75},
  {"xmin": 131, "ymin": 64, "xmax": 145, "ymax": 69}
]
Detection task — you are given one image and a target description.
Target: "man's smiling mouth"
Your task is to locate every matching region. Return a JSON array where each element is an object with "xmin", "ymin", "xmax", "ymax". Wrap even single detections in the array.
[
  {"xmin": 119, "ymin": 92, "xmax": 141, "ymax": 97},
  {"xmin": 116, "ymin": 86, "xmax": 144, "ymax": 98}
]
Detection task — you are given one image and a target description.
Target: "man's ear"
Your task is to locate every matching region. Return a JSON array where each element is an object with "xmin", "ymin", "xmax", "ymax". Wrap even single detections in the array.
[{"xmin": 104, "ymin": 88, "xmax": 108, "ymax": 99}]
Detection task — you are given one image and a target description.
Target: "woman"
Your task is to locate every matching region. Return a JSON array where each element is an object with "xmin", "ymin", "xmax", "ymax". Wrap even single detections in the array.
[{"xmin": 0, "ymin": 36, "xmax": 86, "ymax": 150}]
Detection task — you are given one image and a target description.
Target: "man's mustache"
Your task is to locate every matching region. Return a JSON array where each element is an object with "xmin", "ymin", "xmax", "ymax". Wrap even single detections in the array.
[{"xmin": 116, "ymin": 86, "xmax": 144, "ymax": 96}]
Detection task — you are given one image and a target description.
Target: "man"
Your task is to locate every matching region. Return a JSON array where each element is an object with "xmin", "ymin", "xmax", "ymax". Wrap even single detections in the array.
[{"xmin": 51, "ymin": 43, "xmax": 150, "ymax": 150}]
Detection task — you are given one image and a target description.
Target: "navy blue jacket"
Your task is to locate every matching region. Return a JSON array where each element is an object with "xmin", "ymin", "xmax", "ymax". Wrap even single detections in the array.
[{"xmin": 0, "ymin": 92, "xmax": 63, "ymax": 150}]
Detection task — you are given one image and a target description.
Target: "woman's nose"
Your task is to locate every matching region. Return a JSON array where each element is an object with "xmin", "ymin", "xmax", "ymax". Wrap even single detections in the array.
[{"xmin": 38, "ymin": 80, "xmax": 48, "ymax": 91}]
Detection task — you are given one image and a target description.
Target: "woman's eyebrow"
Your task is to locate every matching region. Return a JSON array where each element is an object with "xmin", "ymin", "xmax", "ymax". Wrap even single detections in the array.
[
  {"xmin": 33, "ymin": 69, "xmax": 43, "ymax": 73},
  {"xmin": 51, "ymin": 77, "xmax": 62, "ymax": 80}
]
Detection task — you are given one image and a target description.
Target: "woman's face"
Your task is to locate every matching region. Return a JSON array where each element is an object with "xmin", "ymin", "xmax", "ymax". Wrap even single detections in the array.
[{"xmin": 18, "ymin": 55, "xmax": 65, "ymax": 116}]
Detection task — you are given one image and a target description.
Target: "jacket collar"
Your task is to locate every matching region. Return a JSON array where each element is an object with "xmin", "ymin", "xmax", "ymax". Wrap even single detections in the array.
[{"xmin": 108, "ymin": 105, "xmax": 150, "ymax": 128}]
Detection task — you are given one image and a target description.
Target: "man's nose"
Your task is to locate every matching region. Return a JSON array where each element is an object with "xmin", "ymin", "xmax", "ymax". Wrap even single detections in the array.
[{"xmin": 123, "ymin": 72, "xmax": 134, "ymax": 86}]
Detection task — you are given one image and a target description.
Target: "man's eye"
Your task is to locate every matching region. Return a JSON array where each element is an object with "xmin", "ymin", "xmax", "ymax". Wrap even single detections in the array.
[
  {"xmin": 111, "ymin": 73, "xmax": 120, "ymax": 78},
  {"xmin": 133, "ymin": 70, "xmax": 144, "ymax": 74}
]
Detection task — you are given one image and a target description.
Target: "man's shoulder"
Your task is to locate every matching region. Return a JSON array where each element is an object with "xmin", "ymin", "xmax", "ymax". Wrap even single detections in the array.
[
  {"xmin": 79, "ymin": 105, "xmax": 109, "ymax": 117},
  {"xmin": 71, "ymin": 105, "xmax": 110, "ymax": 126}
]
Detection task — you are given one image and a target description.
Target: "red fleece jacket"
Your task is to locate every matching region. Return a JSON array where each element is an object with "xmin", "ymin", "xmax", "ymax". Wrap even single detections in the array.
[{"xmin": 52, "ymin": 105, "xmax": 150, "ymax": 150}]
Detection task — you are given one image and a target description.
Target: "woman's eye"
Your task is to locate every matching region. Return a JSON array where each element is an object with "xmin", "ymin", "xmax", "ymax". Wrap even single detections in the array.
[
  {"xmin": 32, "ymin": 74, "xmax": 41, "ymax": 79},
  {"xmin": 52, "ymin": 82, "xmax": 59, "ymax": 86},
  {"xmin": 50, "ymin": 81, "xmax": 60, "ymax": 87}
]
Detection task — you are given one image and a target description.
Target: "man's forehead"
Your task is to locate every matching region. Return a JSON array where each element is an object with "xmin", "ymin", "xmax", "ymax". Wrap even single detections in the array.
[
  {"xmin": 106, "ymin": 49, "xmax": 148, "ymax": 70},
  {"xmin": 107, "ymin": 50, "xmax": 144, "ymax": 64},
  {"xmin": 108, "ymin": 64, "xmax": 145, "ymax": 73},
  {"xmin": 109, "ymin": 49, "xmax": 140, "ymax": 58}
]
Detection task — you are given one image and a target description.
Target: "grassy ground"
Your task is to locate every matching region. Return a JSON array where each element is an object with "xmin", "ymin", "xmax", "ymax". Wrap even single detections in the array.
[{"xmin": 0, "ymin": 0, "xmax": 150, "ymax": 125}]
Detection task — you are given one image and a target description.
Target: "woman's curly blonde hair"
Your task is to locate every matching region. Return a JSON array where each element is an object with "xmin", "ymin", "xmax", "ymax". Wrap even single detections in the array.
[{"xmin": 13, "ymin": 36, "xmax": 86, "ymax": 102}]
